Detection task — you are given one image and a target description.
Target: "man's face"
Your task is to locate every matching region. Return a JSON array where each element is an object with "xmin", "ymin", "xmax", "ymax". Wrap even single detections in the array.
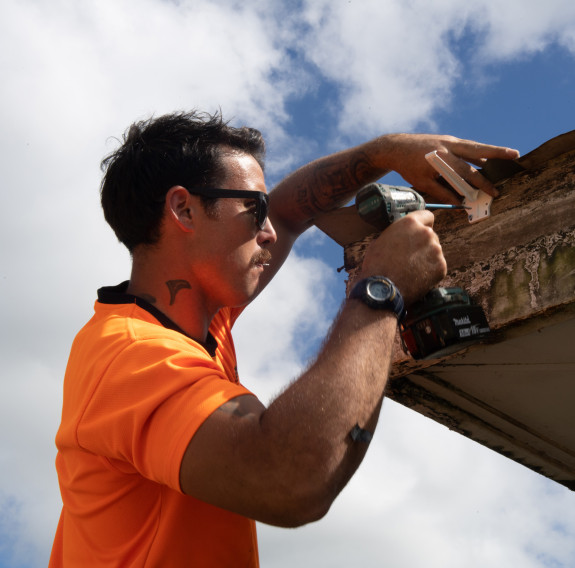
[{"xmin": 190, "ymin": 151, "xmax": 277, "ymax": 309}]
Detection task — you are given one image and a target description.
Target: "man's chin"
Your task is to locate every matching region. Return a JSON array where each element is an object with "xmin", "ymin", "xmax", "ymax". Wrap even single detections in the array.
[{"xmin": 230, "ymin": 287, "xmax": 259, "ymax": 309}]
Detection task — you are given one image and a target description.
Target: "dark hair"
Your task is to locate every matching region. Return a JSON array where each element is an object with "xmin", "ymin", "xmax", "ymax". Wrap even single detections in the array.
[{"xmin": 100, "ymin": 110, "xmax": 266, "ymax": 252}]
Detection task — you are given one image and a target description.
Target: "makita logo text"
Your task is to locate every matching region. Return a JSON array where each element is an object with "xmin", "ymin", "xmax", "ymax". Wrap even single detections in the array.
[{"xmin": 453, "ymin": 316, "xmax": 471, "ymax": 326}]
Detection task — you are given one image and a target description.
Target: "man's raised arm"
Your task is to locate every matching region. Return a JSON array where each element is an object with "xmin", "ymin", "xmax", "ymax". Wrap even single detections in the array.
[{"xmin": 263, "ymin": 133, "xmax": 519, "ymax": 284}]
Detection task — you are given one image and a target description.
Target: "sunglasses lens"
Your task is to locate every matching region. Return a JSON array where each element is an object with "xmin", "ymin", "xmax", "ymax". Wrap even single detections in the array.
[
  {"xmin": 258, "ymin": 195, "xmax": 269, "ymax": 229},
  {"xmin": 186, "ymin": 188, "xmax": 269, "ymax": 229}
]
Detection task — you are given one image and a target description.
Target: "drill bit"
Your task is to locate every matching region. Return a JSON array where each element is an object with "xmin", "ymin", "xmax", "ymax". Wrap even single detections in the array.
[{"xmin": 425, "ymin": 204, "xmax": 470, "ymax": 210}]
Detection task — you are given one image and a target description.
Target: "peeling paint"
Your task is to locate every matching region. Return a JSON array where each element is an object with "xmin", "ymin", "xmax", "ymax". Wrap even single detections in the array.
[
  {"xmin": 525, "ymin": 249, "xmax": 542, "ymax": 309},
  {"xmin": 439, "ymin": 228, "xmax": 575, "ymax": 327}
]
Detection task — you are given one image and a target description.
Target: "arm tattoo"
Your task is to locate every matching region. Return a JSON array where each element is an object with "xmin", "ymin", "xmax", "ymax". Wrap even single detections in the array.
[
  {"xmin": 166, "ymin": 279, "xmax": 192, "ymax": 305},
  {"xmin": 297, "ymin": 151, "xmax": 377, "ymax": 215},
  {"xmin": 217, "ymin": 399, "xmax": 254, "ymax": 419}
]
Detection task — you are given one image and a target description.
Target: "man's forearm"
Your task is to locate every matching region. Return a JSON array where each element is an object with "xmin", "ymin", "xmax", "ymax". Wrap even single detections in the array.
[
  {"xmin": 247, "ymin": 300, "xmax": 399, "ymax": 525},
  {"xmin": 263, "ymin": 301, "xmax": 397, "ymax": 470},
  {"xmin": 262, "ymin": 136, "xmax": 396, "ymax": 289},
  {"xmin": 269, "ymin": 136, "xmax": 395, "ymax": 233}
]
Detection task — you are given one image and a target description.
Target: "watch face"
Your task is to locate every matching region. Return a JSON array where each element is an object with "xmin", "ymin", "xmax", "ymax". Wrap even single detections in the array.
[{"xmin": 367, "ymin": 280, "xmax": 392, "ymax": 301}]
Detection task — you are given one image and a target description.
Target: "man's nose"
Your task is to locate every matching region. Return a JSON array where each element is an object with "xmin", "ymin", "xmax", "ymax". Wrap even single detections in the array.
[{"xmin": 257, "ymin": 217, "xmax": 277, "ymax": 246}]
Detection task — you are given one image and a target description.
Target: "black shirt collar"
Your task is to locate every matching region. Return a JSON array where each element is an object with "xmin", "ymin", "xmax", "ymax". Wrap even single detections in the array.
[{"xmin": 97, "ymin": 281, "xmax": 218, "ymax": 357}]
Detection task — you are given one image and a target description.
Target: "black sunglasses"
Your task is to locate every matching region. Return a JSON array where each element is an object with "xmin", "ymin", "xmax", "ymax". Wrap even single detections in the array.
[{"xmin": 185, "ymin": 187, "xmax": 270, "ymax": 230}]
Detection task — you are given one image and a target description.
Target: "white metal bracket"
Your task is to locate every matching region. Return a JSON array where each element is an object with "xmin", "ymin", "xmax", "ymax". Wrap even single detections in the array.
[{"xmin": 425, "ymin": 151, "xmax": 492, "ymax": 223}]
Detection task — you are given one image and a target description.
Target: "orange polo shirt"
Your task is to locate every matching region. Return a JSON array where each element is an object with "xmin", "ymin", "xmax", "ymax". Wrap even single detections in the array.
[{"xmin": 50, "ymin": 283, "xmax": 258, "ymax": 567}]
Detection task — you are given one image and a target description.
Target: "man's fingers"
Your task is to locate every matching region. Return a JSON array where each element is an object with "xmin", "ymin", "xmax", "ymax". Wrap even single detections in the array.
[
  {"xmin": 444, "ymin": 142, "xmax": 520, "ymax": 197},
  {"xmin": 407, "ymin": 208, "xmax": 436, "ymax": 227},
  {"xmin": 467, "ymin": 169, "xmax": 499, "ymax": 197},
  {"xmin": 450, "ymin": 159, "xmax": 500, "ymax": 197},
  {"xmin": 451, "ymin": 140, "xmax": 520, "ymax": 161}
]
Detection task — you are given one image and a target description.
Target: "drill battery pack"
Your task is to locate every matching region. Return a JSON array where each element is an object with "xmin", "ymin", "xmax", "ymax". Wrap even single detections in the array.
[{"xmin": 400, "ymin": 287, "xmax": 491, "ymax": 360}]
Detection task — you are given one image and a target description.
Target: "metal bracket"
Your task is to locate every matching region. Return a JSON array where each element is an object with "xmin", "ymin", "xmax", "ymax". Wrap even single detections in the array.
[{"xmin": 425, "ymin": 151, "xmax": 492, "ymax": 223}]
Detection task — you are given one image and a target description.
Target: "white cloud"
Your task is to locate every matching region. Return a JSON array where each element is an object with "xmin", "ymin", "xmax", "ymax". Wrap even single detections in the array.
[
  {"xmin": 467, "ymin": 0, "xmax": 575, "ymax": 60},
  {"xmin": 298, "ymin": 0, "xmax": 464, "ymax": 135},
  {"xmin": 294, "ymin": 0, "xmax": 575, "ymax": 138},
  {"xmin": 0, "ymin": 362, "xmax": 63, "ymax": 566}
]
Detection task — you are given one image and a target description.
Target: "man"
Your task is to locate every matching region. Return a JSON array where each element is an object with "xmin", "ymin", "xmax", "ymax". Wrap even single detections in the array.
[{"xmin": 50, "ymin": 111, "xmax": 519, "ymax": 566}]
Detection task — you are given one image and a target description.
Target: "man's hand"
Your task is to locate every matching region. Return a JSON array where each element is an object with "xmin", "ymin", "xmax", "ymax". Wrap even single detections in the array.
[
  {"xmin": 358, "ymin": 210, "xmax": 447, "ymax": 305},
  {"xmin": 379, "ymin": 134, "xmax": 520, "ymax": 205}
]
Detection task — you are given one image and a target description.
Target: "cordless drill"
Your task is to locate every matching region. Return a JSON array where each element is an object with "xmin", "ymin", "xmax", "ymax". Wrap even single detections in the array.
[{"xmin": 355, "ymin": 183, "xmax": 491, "ymax": 360}]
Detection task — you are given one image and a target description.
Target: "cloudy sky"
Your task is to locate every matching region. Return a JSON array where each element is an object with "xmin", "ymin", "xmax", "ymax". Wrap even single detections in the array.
[{"xmin": 1, "ymin": 0, "xmax": 575, "ymax": 566}]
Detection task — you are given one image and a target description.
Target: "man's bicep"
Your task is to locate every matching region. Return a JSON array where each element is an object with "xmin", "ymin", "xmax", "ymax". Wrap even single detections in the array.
[{"xmin": 179, "ymin": 394, "xmax": 266, "ymax": 502}]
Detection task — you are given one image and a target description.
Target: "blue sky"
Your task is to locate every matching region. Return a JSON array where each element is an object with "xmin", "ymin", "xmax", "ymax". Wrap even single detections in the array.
[{"xmin": 1, "ymin": 1, "xmax": 574, "ymax": 566}]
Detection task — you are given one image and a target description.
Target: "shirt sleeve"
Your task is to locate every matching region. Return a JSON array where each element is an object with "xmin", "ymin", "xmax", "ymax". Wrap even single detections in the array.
[{"xmin": 76, "ymin": 334, "xmax": 252, "ymax": 492}]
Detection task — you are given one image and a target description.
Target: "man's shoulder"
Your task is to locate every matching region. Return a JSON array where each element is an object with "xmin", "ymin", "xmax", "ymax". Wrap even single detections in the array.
[{"xmin": 72, "ymin": 301, "xmax": 202, "ymax": 365}]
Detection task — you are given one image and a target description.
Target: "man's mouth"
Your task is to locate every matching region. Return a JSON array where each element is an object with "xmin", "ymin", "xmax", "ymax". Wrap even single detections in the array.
[{"xmin": 252, "ymin": 250, "xmax": 272, "ymax": 268}]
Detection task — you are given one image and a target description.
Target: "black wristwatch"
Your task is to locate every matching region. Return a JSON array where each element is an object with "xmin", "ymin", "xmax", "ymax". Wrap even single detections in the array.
[{"xmin": 349, "ymin": 276, "xmax": 406, "ymax": 321}]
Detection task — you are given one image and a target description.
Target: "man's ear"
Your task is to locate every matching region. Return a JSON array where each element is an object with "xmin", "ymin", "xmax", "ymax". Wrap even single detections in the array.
[{"xmin": 166, "ymin": 186, "xmax": 196, "ymax": 232}]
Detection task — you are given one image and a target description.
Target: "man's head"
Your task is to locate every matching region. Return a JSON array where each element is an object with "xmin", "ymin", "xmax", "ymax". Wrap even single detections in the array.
[{"xmin": 100, "ymin": 110, "xmax": 266, "ymax": 252}]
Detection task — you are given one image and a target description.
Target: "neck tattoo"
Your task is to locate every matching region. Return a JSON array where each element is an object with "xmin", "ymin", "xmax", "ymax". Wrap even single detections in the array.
[{"xmin": 166, "ymin": 279, "xmax": 192, "ymax": 305}]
